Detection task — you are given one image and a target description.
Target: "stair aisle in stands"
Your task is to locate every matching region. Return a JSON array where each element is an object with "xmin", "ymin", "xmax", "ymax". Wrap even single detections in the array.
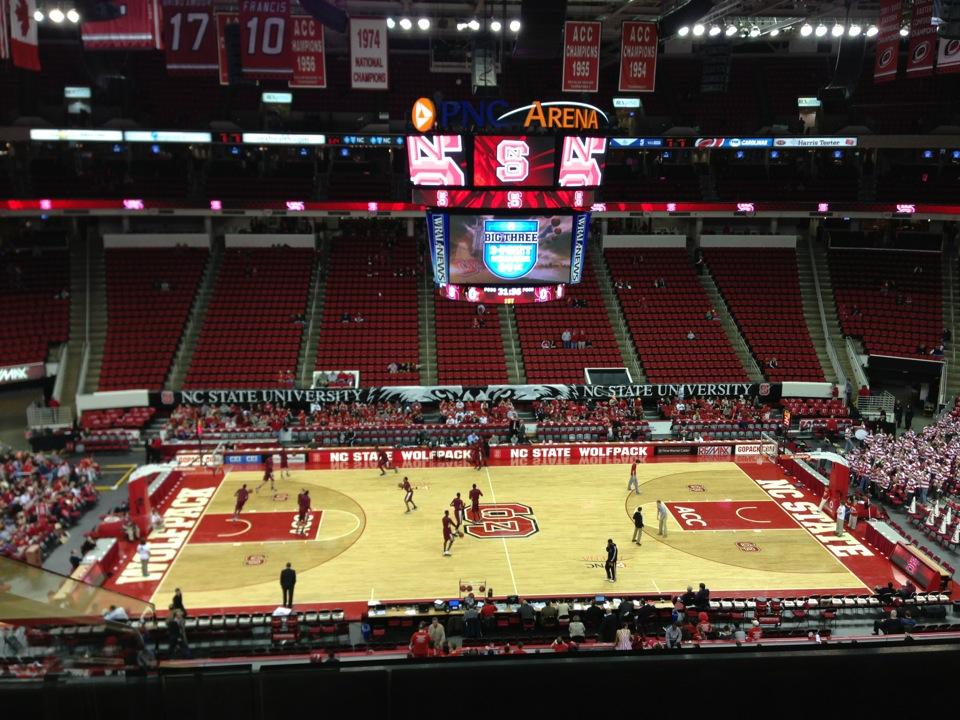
[
  {"xmin": 168, "ymin": 244, "xmax": 223, "ymax": 390},
  {"xmin": 591, "ymin": 243, "xmax": 645, "ymax": 383},
  {"xmin": 59, "ymin": 239, "xmax": 88, "ymax": 415},
  {"xmin": 696, "ymin": 271, "xmax": 764, "ymax": 382},
  {"xmin": 79, "ymin": 237, "xmax": 107, "ymax": 393},
  {"xmin": 704, "ymin": 247, "xmax": 826, "ymax": 382},
  {"xmin": 499, "ymin": 305, "xmax": 526, "ymax": 385},
  {"xmin": 796, "ymin": 235, "xmax": 842, "ymax": 384},
  {"xmin": 942, "ymin": 252, "xmax": 960, "ymax": 400},
  {"xmin": 806, "ymin": 235, "xmax": 858, "ymax": 388},
  {"xmin": 418, "ymin": 269, "xmax": 438, "ymax": 386},
  {"xmin": 296, "ymin": 245, "xmax": 325, "ymax": 387}
]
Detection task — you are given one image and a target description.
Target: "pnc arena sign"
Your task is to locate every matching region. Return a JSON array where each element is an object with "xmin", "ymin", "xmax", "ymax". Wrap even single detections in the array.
[{"xmin": 412, "ymin": 97, "xmax": 607, "ymax": 132}]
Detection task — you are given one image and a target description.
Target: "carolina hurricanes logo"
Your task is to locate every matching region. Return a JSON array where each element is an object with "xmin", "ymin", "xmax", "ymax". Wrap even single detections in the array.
[
  {"xmin": 879, "ymin": 48, "xmax": 894, "ymax": 68},
  {"xmin": 15, "ymin": 0, "xmax": 31, "ymax": 36},
  {"xmin": 946, "ymin": 40, "xmax": 960, "ymax": 58},
  {"xmin": 912, "ymin": 42, "xmax": 930, "ymax": 63},
  {"xmin": 695, "ymin": 138, "xmax": 723, "ymax": 149}
]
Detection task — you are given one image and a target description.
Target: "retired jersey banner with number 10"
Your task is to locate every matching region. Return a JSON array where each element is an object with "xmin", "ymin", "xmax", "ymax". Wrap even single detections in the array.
[
  {"xmin": 289, "ymin": 14, "xmax": 326, "ymax": 88},
  {"xmin": 562, "ymin": 21, "xmax": 601, "ymax": 93},
  {"xmin": 619, "ymin": 21, "xmax": 657, "ymax": 93},
  {"xmin": 239, "ymin": 0, "xmax": 292, "ymax": 79}
]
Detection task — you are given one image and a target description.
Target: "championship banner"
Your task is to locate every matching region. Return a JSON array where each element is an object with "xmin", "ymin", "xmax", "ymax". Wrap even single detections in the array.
[
  {"xmin": 937, "ymin": 37, "xmax": 960, "ymax": 74},
  {"xmin": 163, "ymin": 0, "xmax": 219, "ymax": 74},
  {"xmin": 618, "ymin": 21, "xmax": 657, "ymax": 92},
  {"xmin": 561, "ymin": 21, "xmax": 601, "ymax": 93},
  {"xmin": 874, "ymin": 0, "xmax": 902, "ymax": 83},
  {"xmin": 216, "ymin": 12, "xmax": 239, "ymax": 86},
  {"xmin": 906, "ymin": 0, "xmax": 936, "ymax": 76},
  {"xmin": 151, "ymin": 382, "xmax": 778, "ymax": 408},
  {"xmin": 8, "ymin": 0, "xmax": 40, "ymax": 70},
  {"xmin": 289, "ymin": 14, "xmax": 326, "ymax": 88},
  {"xmin": 239, "ymin": 0, "xmax": 292, "ymax": 79},
  {"xmin": 81, "ymin": 0, "xmax": 162, "ymax": 49},
  {"xmin": 349, "ymin": 17, "xmax": 388, "ymax": 90}
]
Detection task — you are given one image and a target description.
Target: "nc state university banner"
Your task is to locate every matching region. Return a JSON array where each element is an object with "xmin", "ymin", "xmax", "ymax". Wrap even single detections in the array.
[
  {"xmin": 561, "ymin": 21, "xmax": 601, "ymax": 93},
  {"xmin": 937, "ymin": 37, "xmax": 960, "ymax": 74},
  {"xmin": 8, "ymin": 0, "xmax": 40, "ymax": 70},
  {"xmin": 874, "ymin": 0, "xmax": 902, "ymax": 82},
  {"xmin": 619, "ymin": 21, "xmax": 657, "ymax": 92},
  {"xmin": 289, "ymin": 14, "xmax": 326, "ymax": 88},
  {"xmin": 349, "ymin": 17, "xmax": 389, "ymax": 90},
  {"xmin": 162, "ymin": 0, "xmax": 219, "ymax": 74},
  {"xmin": 239, "ymin": 0, "xmax": 292, "ymax": 79},
  {"xmin": 906, "ymin": 0, "xmax": 937, "ymax": 76},
  {"xmin": 81, "ymin": 0, "xmax": 162, "ymax": 49}
]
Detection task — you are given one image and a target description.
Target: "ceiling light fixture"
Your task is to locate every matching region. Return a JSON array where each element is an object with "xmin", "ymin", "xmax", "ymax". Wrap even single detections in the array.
[
  {"xmin": 509, "ymin": 19, "xmax": 521, "ymax": 32},
  {"xmin": 725, "ymin": 25, "xmax": 737, "ymax": 37},
  {"xmin": 749, "ymin": 26, "xmax": 761, "ymax": 37},
  {"xmin": 693, "ymin": 23, "xmax": 705, "ymax": 36},
  {"xmin": 49, "ymin": 7, "xmax": 65, "ymax": 22},
  {"xmin": 490, "ymin": 20, "xmax": 502, "ymax": 32},
  {"xmin": 417, "ymin": 17, "xmax": 430, "ymax": 30},
  {"xmin": 831, "ymin": 24, "xmax": 844, "ymax": 37},
  {"xmin": 468, "ymin": 19, "xmax": 480, "ymax": 31},
  {"xmin": 678, "ymin": 25, "xmax": 690, "ymax": 37},
  {"xmin": 899, "ymin": 26, "xmax": 909, "ymax": 37},
  {"xmin": 386, "ymin": 17, "xmax": 395, "ymax": 29},
  {"xmin": 770, "ymin": 28, "xmax": 780, "ymax": 37},
  {"xmin": 848, "ymin": 24, "xmax": 861, "ymax": 37},
  {"xmin": 709, "ymin": 25, "xmax": 721, "ymax": 36},
  {"xmin": 815, "ymin": 24, "xmax": 828, "ymax": 37},
  {"xmin": 800, "ymin": 23, "xmax": 813, "ymax": 36},
  {"xmin": 398, "ymin": 17, "xmax": 412, "ymax": 30},
  {"xmin": 866, "ymin": 25, "xmax": 879, "ymax": 37}
]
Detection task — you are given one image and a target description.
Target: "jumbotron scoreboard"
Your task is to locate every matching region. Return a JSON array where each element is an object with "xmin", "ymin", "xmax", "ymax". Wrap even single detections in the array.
[{"xmin": 409, "ymin": 134, "xmax": 607, "ymax": 304}]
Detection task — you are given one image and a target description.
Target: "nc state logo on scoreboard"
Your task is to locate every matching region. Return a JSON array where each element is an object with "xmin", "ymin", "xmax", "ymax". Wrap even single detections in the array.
[{"xmin": 464, "ymin": 503, "xmax": 540, "ymax": 539}]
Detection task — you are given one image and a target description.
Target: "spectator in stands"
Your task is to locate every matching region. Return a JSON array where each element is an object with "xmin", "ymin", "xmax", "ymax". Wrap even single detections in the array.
[
  {"xmin": 551, "ymin": 637, "xmax": 571, "ymax": 653},
  {"xmin": 686, "ymin": 330, "xmax": 696, "ymax": 341},
  {"xmin": 171, "ymin": 588, "xmax": 187, "ymax": 617},
  {"xmin": 942, "ymin": 328, "xmax": 952, "ymax": 344},
  {"xmin": 654, "ymin": 277, "xmax": 666, "ymax": 289},
  {"xmin": 167, "ymin": 608, "xmax": 189, "ymax": 658},
  {"xmin": 873, "ymin": 609, "xmax": 903, "ymax": 635},
  {"xmin": 428, "ymin": 617, "xmax": 446, "ymax": 649},
  {"xmin": 103, "ymin": 605, "xmax": 129, "ymax": 623},
  {"xmin": 463, "ymin": 592, "xmax": 477, "ymax": 610},
  {"xmin": 695, "ymin": 583, "xmax": 710, "ymax": 611},
  {"xmin": 600, "ymin": 607, "xmax": 619, "ymax": 642},
  {"xmin": 901, "ymin": 611, "xmax": 917, "ymax": 632},
  {"xmin": 68, "ymin": 547, "xmax": 83, "ymax": 570},
  {"xmin": 353, "ymin": 312, "xmax": 364, "ymax": 323},
  {"xmin": 767, "ymin": 357, "xmax": 779, "ymax": 369},
  {"xmin": 695, "ymin": 612, "xmax": 713, "ymax": 640},
  {"xmin": 746, "ymin": 620, "xmax": 763, "ymax": 643},
  {"xmin": 568, "ymin": 615, "xmax": 586, "ymax": 643},
  {"xmin": 519, "ymin": 599, "xmax": 536, "ymax": 626},
  {"xmin": 585, "ymin": 601, "xmax": 604, "ymax": 629},
  {"xmin": 561, "ymin": 329, "xmax": 572, "ymax": 349},
  {"xmin": 409, "ymin": 622, "xmax": 431, "ymax": 658},
  {"xmin": 665, "ymin": 621, "xmax": 683, "ymax": 649},
  {"xmin": 680, "ymin": 586, "xmax": 697, "ymax": 607},
  {"xmin": 463, "ymin": 605, "xmax": 481, "ymax": 639},
  {"xmin": 540, "ymin": 601, "xmax": 559, "ymax": 627},
  {"xmin": 541, "ymin": 339, "xmax": 556, "ymax": 349},
  {"xmin": 340, "ymin": 312, "xmax": 350, "ymax": 323},
  {"xmin": 476, "ymin": 303, "xmax": 486, "ymax": 316}
]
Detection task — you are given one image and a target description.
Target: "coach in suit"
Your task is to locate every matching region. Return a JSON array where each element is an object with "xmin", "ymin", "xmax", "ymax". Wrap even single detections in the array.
[{"xmin": 280, "ymin": 563, "xmax": 297, "ymax": 608}]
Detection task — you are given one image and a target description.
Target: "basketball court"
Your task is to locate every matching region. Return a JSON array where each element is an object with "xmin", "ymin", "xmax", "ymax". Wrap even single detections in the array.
[{"xmin": 104, "ymin": 455, "xmax": 900, "ymax": 612}]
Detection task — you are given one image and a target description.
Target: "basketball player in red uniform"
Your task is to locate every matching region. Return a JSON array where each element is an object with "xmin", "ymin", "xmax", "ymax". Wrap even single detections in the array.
[
  {"xmin": 468, "ymin": 483, "xmax": 483, "ymax": 520},
  {"xmin": 295, "ymin": 489, "xmax": 311, "ymax": 535},
  {"xmin": 442, "ymin": 510, "xmax": 457, "ymax": 556},
  {"xmin": 255, "ymin": 454, "xmax": 275, "ymax": 493},
  {"xmin": 471, "ymin": 444, "xmax": 483, "ymax": 471},
  {"xmin": 400, "ymin": 476, "xmax": 418, "ymax": 513},
  {"xmin": 280, "ymin": 448, "xmax": 290, "ymax": 480},
  {"xmin": 450, "ymin": 492, "xmax": 466, "ymax": 529},
  {"xmin": 232, "ymin": 484, "xmax": 250, "ymax": 521},
  {"xmin": 377, "ymin": 446, "xmax": 398, "ymax": 476}
]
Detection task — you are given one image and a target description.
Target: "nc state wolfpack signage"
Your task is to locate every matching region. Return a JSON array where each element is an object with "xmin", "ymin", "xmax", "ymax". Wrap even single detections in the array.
[
  {"xmin": 619, "ymin": 21, "xmax": 657, "ymax": 93},
  {"xmin": 289, "ymin": 14, "xmax": 326, "ymax": 88},
  {"xmin": 906, "ymin": 0, "xmax": 936, "ymax": 77},
  {"xmin": 874, "ymin": 0, "xmax": 902, "ymax": 83},
  {"xmin": 239, "ymin": 0, "xmax": 292, "ymax": 79},
  {"xmin": 163, "ymin": 0, "xmax": 218, "ymax": 74},
  {"xmin": 562, "ymin": 21, "xmax": 601, "ymax": 93},
  {"xmin": 81, "ymin": 0, "xmax": 162, "ymax": 49}
]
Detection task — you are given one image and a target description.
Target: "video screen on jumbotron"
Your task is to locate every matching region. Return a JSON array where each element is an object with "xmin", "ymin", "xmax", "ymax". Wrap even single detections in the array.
[
  {"xmin": 438, "ymin": 213, "xmax": 589, "ymax": 285},
  {"xmin": 406, "ymin": 135, "xmax": 468, "ymax": 187},
  {"xmin": 472, "ymin": 136, "xmax": 557, "ymax": 187}
]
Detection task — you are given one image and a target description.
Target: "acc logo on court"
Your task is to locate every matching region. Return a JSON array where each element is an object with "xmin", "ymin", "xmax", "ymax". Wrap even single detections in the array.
[
  {"xmin": 736, "ymin": 542, "xmax": 760, "ymax": 553},
  {"xmin": 687, "ymin": 484, "xmax": 707, "ymax": 492},
  {"xmin": 465, "ymin": 503, "xmax": 539, "ymax": 539},
  {"xmin": 244, "ymin": 554, "xmax": 267, "ymax": 565}
]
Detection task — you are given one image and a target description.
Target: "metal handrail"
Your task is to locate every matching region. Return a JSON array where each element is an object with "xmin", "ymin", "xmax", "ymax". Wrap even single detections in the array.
[
  {"xmin": 51, "ymin": 343, "xmax": 69, "ymax": 405},
  {"xmin": 76, "ymin": 342, "xmax": 90, "ymax": 408},
  {"xmin": 806, "ymin": 235, "xmax": 847, "ymax": 389},
  {"xmin": 845, "ymin": 337, "xmax": 869, "ymax": 391}
]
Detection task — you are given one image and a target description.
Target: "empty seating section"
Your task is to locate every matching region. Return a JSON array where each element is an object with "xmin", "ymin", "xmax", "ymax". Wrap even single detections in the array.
[
  {"xmin": 184, "ymin": 249, "xmax": 314, "ymax": 388},
  {"xmin": 99, "ymin": 248, "xmax": 208, "ymax": 391},
  {"xmin": 0, "ymin": 251, "xmax": 69, "ymax": 366},
  {"xmin": 513, "ymin": 258, "xmax": 623, "ymax": 384},
  {"xmin": 876, "ymin": 163, "xmax": 960, "ymax": 203},
  {"xmin": 434, "ymin": 300, "xmax": 508, "ymax": 385},
  {"xmin": 315, "ymin": 236, "xmax": 420, "ymax": 386},
  {"xmin": 604, "ymin": 248, "xmax": 747, "ymax": 383},
  {"xmin": 704, "ymin": 248, "xmax": 824, "ymax": 382},
  {"xmin": 205, "ymin": 159, "xmax": 316, "ymax": 201},
  {"xmin": 829, "ymin": 250, "xmax": 942, "ymax": 358}
]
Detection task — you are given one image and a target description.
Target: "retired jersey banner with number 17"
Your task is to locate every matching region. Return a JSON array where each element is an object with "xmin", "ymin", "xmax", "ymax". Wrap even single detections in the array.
[
  {"xmin": 562, "ymin": 21, "xmax": 601, "ymax": 93},
  {"xmin": 163, "ymin": 0, "xmax": 219, "ymax": 74},
  {"xmin": 239, "ymin": 0, "xmax": 292, "ymax": 79},
  {"xmin": 619, "ymin": 21, "xmax": 657, "ymax": 93}
]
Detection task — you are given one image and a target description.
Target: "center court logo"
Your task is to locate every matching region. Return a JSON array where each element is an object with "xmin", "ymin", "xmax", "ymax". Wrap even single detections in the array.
[{"xmin": 464, "ymin": 503, "xmax": 539, "ymax": 539}]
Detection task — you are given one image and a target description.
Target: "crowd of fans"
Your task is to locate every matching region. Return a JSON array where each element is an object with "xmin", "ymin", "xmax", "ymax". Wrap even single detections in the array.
[
  {"xmin": 0, "ymin": 448, "xmax": 99, "ymax": 561},
  {"xmin": 659, "ymin": 396, "xmax": 774, "ymax": 423},
  {"xmin": 846, "ymin": 405, "xmax": 960, "ymax": 504},
  {"xmin": 438, "ymin": 400, "xmax": 517, "ymax": 426}
]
